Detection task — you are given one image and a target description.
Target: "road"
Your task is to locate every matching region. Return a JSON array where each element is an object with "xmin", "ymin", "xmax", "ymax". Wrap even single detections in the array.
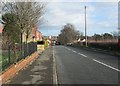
[{"xmin": 54, "ymin": 45, "xmax": 119, "ymax": 84}]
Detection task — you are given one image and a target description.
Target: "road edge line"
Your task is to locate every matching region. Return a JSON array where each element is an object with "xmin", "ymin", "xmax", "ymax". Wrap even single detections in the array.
[{"xmin": 53, "ymin": 46, "xmax": 58, "ymax": 85}]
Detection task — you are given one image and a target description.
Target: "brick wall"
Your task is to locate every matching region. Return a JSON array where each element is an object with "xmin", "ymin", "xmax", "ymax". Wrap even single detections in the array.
[{"xmin": 0, "ymin": 52, "xmax": 39, "ymax": 85}]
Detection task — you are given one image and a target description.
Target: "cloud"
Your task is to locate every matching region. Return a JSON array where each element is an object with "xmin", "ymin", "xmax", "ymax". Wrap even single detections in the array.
[
  {"xmin": 40, "ymin": 2, "xmax": 118, "ymax": 36},
  {"xmin": 3, "ymin": 0, "xmax": 120, "ymax": 2},
  {"xmin": 40, "ymin": 0, "xmax": 119, "ymax": 2},
  {"xmin": 43, "ymin": 2, "xmax": 95, "ymax": 27}
]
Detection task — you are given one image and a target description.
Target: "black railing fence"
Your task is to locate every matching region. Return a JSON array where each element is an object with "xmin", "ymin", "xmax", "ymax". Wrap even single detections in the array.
[
  {"xmin": 2, "ymin": 42, "xmax": 37, "ymax": 71},
  {"xmin": 23, "ymin": 42, "xmax": 37, "ymax": 58}
]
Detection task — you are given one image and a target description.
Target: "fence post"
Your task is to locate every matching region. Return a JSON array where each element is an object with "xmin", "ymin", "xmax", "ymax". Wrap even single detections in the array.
[
  {"xmin": 8, "ymin": 45, "xmax": 10, "ymax": 65},
  {"xmin": 36, "ymin": 42, "xmax": 37, "ymax": 51},
  {"xmin": 23, "ymin": 42, "xmax": 26, "ymax": 59}
]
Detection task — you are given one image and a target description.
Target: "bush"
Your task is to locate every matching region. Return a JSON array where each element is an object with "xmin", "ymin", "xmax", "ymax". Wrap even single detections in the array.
[{"xmin": 44, "ymin": 40, "xmax": 48, "ymax": 49}]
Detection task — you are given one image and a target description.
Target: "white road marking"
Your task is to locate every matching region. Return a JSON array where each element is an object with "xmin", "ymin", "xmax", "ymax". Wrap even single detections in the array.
[
  {"xmin": 65, "ymin": 47, "xmax": 87, "ymax": 58},
  {"xmin": 67, "ymin": 48, "xmax": 71, "ymax": 51},
  {"xmin": 65, "ymin": 46, "xmax": 119, "ymax": 72},
  {"xmin": 65, "ymin": 47, "xmax": 71, "ymax": 51},
  {"xmin": 78, "ymin": 53, "xmax": 87, "ymax": 57},
  {"xmin": 72, "ymin": 50, "xmax": 77, "ymax": 53},
  {"xmin": 93, "ymin": 59, "xmax": 120, "ymax": 72},
  {"xmin": 53, "ymin": 46, "xmax": 58, "ymax": 85}
]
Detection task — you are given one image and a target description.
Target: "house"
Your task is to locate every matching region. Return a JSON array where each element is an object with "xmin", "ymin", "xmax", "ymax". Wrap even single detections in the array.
[
  {"xmin": 0, "ymin": 19, "xmax": 4, "ymax": 33},
  {"xmin": 35, "ymin": 30, "xmax": 42, "ymax": 41},
  {"xmin": 0, "ymin": 20, "xmax": 4, "ymax": 48},
  {"xmin": 22, "ymin": 27, "xmax": 43, "ymax": 43},
  {"xmin": 32, "ymin": 27, "xmax": 42, "ymax": 42},
  {"xmin": 0, "ymin": 23, "xmax": 2, "ymax": 41}
]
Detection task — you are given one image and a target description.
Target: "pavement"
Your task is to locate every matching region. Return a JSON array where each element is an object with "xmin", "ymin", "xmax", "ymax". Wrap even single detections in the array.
[
  {"xmin": 54, "ymin": 45, "xmax": 119, "ymax": 85},
  {"xmin": 3, "ymin": 47, "xmax": 55, "ymax": 85}
]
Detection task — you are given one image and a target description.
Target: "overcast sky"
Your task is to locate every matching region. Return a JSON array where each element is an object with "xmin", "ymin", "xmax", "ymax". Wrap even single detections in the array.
[
  {"xmin": 38, "ymin": 0, "xmax": 118, "ymax": 36},
  {"xmin": 2, "ymin": 0, "xmax": 118, "ymax": 36}
]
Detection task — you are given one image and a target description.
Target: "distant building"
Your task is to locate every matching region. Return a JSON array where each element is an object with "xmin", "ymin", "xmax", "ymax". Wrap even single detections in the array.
[
  {"xmin": 52, "ymin": 36, "xmax": 57, "ymax": 41},
  {"xmin": 0, "ymin": 19, "xmax": 4, "ymax": 48},
  {"xmin": 35, "ymin": 30, "xmax": 42, "ymax": 41},
  {"xmin": 22, "ymin": 27, "xmax": 43, "ymax": 43},
  {"xmin": 32, "ymin": 27, "xmax": 42, "ymax": 42}
]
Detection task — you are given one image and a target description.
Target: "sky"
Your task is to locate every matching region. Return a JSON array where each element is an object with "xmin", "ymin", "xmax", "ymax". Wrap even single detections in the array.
[
  {"xmin": 38, "ymin": 0, "xmax": 119, "ymax": 36},
  {"xmin": 0, "ymin": 0, "xmax": 119, "ymax": 36}
]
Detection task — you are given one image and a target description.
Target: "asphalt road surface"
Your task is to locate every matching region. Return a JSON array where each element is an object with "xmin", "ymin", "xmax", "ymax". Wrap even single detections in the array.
[{"xmin": 54, "ymin": 45, "xmax": 119, "ymax": 85}]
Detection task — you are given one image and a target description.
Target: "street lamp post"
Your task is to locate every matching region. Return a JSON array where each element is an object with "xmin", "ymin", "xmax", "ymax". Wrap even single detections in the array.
[{"xmin": 85, "ymin": 6, "xmax": 87, "ymax": 47}]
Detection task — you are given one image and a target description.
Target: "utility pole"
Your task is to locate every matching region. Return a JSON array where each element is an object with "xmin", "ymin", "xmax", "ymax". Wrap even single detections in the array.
[{"xmin": 85, "ymin": 6, "xmax": 87, "ymax": 47}]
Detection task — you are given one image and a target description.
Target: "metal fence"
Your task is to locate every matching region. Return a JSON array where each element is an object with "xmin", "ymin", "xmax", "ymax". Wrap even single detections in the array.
[
  {"xmin": 1, "ymin": 42, "xmax": 37, "ymax": 71},
  {"xmin": 23, "ymin": 42, "xmax": 37, "ymax": 58}
]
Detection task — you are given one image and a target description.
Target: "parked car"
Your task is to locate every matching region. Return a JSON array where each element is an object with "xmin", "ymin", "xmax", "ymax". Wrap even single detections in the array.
[
  {"xmin": 67, "ymin": 43, "xmax": 72, "ymax": 46},
  {"xmin": 55, "ymin": 42, "xmax": 61, "ymax": 45}
]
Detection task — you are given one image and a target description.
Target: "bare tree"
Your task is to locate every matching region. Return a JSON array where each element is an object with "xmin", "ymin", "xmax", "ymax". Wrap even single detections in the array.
[
  {"xmin": 2, "ymin": 2, "xmax": 45, "ymax": 58},
  {"xmin": 58, "ymin": 23, "xmax": 81, "ymax": 45}
]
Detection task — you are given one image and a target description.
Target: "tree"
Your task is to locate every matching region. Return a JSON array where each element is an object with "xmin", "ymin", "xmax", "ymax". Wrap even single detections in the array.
[
  {"xmin": 93, "ymin": 33, "xmax": 102, "ymax": 41},
  {"xmin": 2, "ymin": 2, "xmax": 45, "ymax": 57},
  {"xmin": 2, "ymin": 13, "xmax": 20, "ymax": 46},
  {"xmin": 2, "ymin": 13, "xmax": 20, "ymax": 62},
  {"xmin": 3, "ymin": 2, "xmax": 45, "ymax": 38},
  {"xmin": 111, "ymin": 31, "xmax": 119, "ymax": 39},
  {"xmin": 58, "ymin": 23, "xmax": 81, "ymax": 45},
  {"xmin": 102, "ymin": 33, "xmax": 113, "ymax": 40}
]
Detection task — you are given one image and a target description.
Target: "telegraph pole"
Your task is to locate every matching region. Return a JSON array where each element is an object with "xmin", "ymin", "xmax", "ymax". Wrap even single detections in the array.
[{"xmin": 85, "ymin": 6, "xmax": 87, "ymax": 47}]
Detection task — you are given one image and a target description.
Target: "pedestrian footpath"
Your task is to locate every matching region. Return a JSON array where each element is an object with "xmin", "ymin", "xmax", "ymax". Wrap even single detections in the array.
[{"xmin": 3, "ymin": 47, "xmax": 54, "ymax": 85}]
